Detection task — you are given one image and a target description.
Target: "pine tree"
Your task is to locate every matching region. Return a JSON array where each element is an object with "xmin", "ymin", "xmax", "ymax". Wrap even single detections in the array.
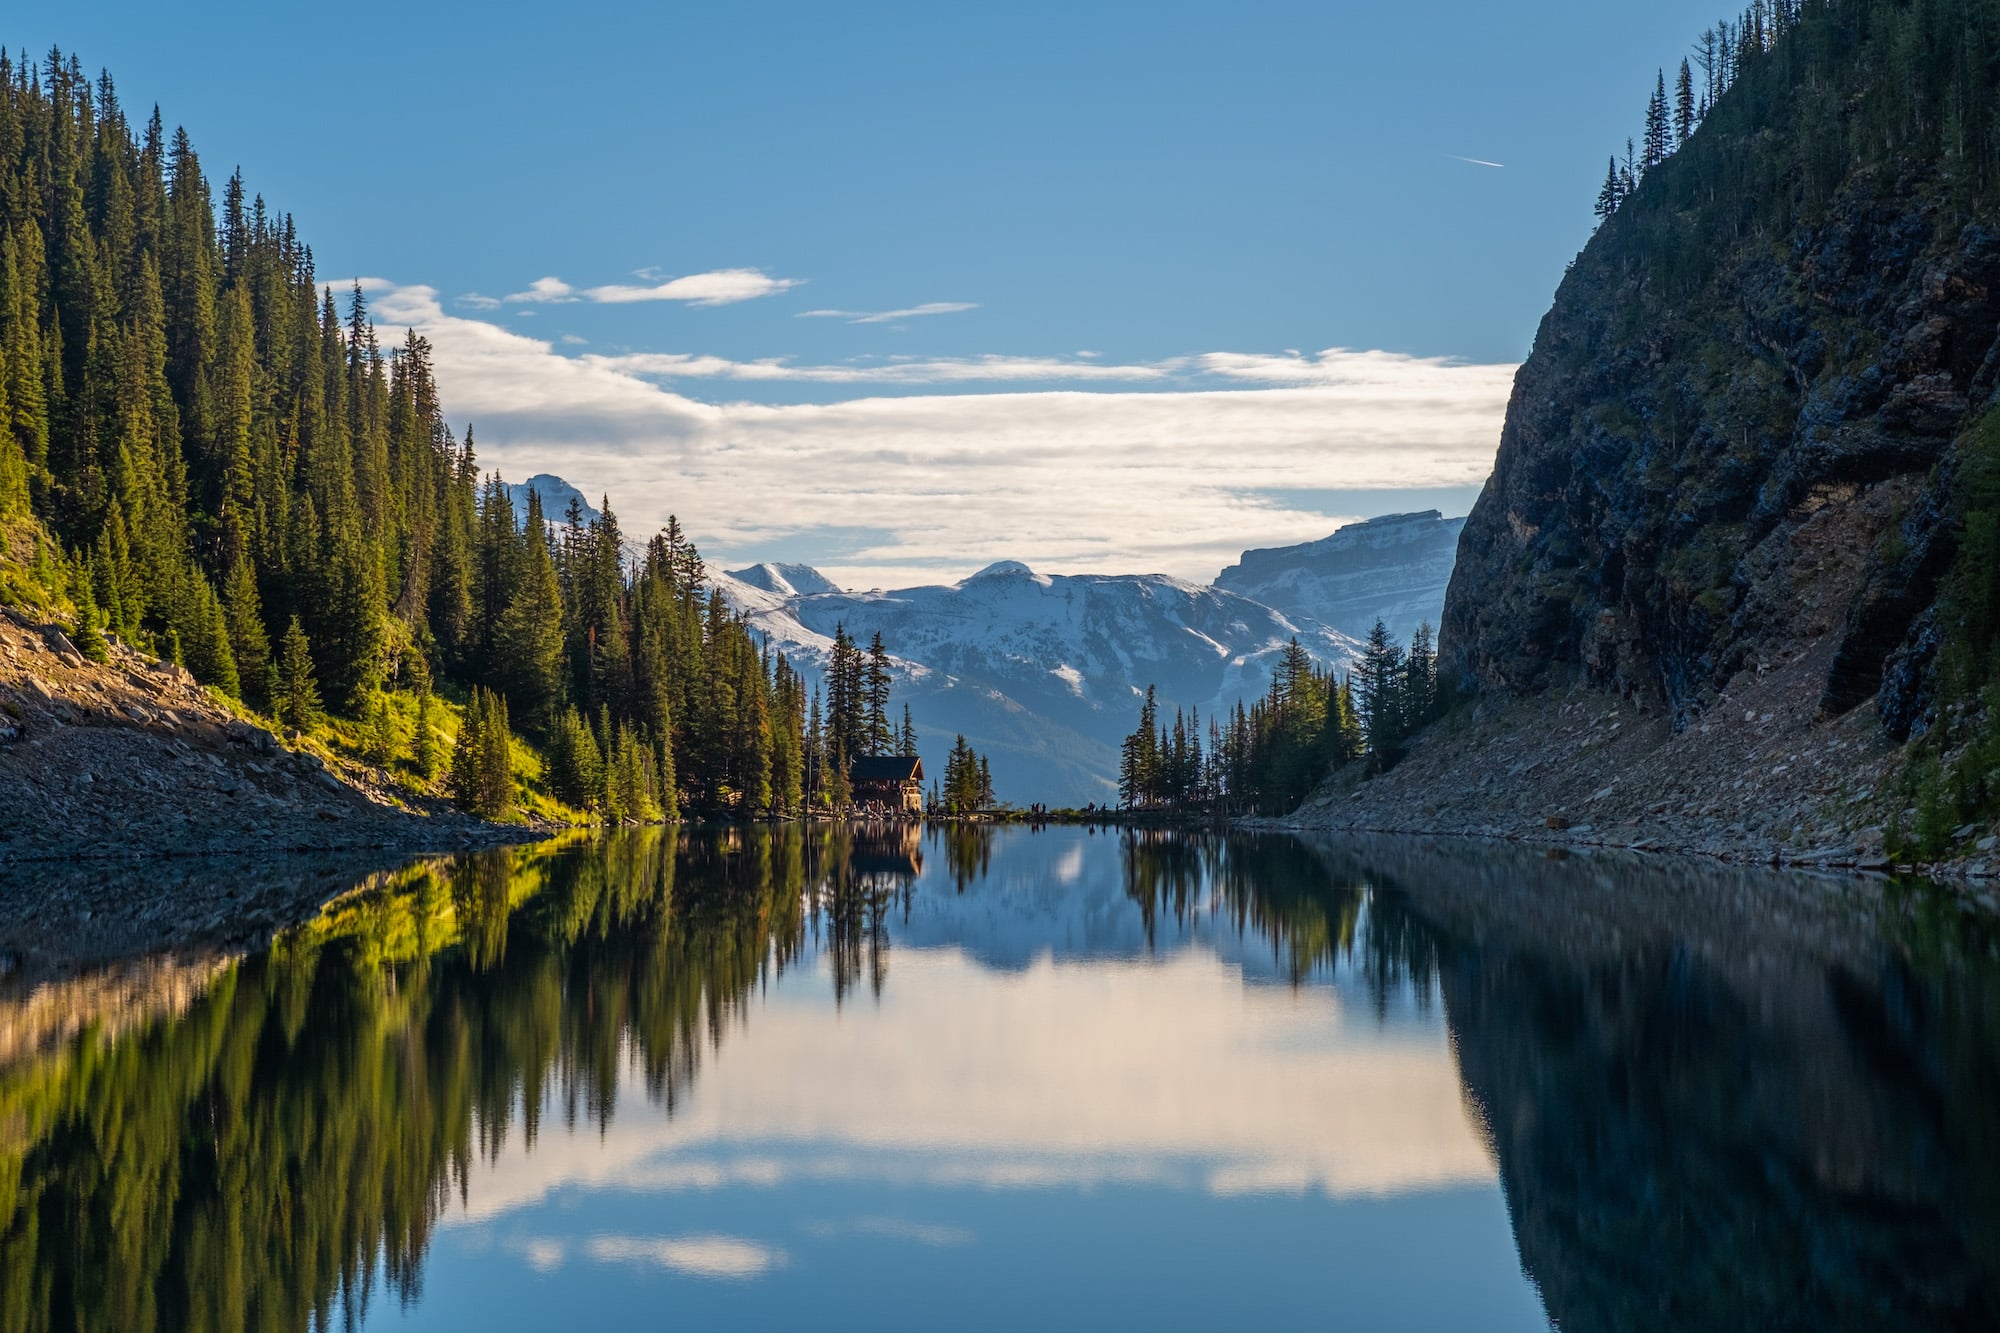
[
  {"xmin": 1404, "ymin": 622, "xmax": 1439, "ymax": 734},
  {"xmin": 865, "ymin": 631, "xmax": 893, "ymax": 755},
  {"xmin": 414, "ymin": 686, "xmax": 442, "ymax": 781},
  {"xmin": 278, "ymin": 616, "xmax": 318, "ymax": 731},
  {"xmin": 493, "ymin": 490, "xmax": 564, "ymax": 731},
  {"xmin": 547, "ymin": 705, "xmax": 603, "ymax": 810},
  {"xmin": 361, "ymin": 691, "xmax": 396, "ymax": 767},
  {"xmin": 177, "ymin": 572, "xmax": 240, "ymax": 697},
  {"xmin": 1356, "ymin": 618, "xmax": 1407, "ymax": 765},
  {"xmin": 656, "ymin": 731, "xmax": 680, "ymax": 822},
  {"xmin": 1596, "ymin": 156, "xmax": 1623, "ymax": 221},
  {"xmin": 1644, "ymin": 68, "xmax": 1670, "ymax": 169},
  {"xmin": 222, "ymin": 555, "xmax": 274, "ymax": 710},
  {"xmin": 450, "ymin": 686, "xmax": 513, "ymax": 818},
  {"xmin": 450, "ymin": 687, "xmax": 486, "ymax": 811},
  {"xmin": 71, "ymin": 571, "xmax": 110, "ymax": 663},
  {"xmin": 1675, "ymin": 58, "xmax": 1697, "ymax": 147}
]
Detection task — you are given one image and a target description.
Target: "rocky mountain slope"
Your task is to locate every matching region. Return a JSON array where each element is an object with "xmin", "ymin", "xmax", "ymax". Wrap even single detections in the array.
[
  {"xmin": 0, "ymin": 608, "xmax": 518, "ymax": 866},
  {"xmin": 1216, "ymin": 510, "xmax": 1465, "ymax": 643}
]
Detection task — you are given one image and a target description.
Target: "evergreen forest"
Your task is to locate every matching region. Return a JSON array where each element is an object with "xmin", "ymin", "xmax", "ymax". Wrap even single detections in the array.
[
  {"xmin": 1118, "ymin": 620, "xmax": 1443, "ymax": 816},
  {"xmin": 0, "ymin": 49, "xmax": 920, "ymax": 821}
]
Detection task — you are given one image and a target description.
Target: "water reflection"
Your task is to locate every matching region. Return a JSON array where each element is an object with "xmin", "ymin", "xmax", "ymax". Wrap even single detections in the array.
[
  {"xmin": 0, "ymin": 828, "xmax": 1995, "ymax": 1330},
  {"xmin": 1327, "ymin": 835, "xmax": 2000, "ymax": 1332}
]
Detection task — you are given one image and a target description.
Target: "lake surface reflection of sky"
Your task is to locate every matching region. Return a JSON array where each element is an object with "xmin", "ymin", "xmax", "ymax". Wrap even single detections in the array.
[{"xmin": 380, "ymin": 829, "xmax": 1549, "ymax": 1331}]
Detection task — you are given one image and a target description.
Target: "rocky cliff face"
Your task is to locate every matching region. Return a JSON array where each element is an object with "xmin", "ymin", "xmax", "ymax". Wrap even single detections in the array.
[{"xmin": 1445, "ymin": 44, "xmax": 2000, "ymax": 739}]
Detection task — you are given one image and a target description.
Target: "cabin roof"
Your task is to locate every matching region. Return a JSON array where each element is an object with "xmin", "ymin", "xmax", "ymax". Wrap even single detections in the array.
[{"xmin": 849, "ymin": 755, "xmax": 924, "ymax": 783}]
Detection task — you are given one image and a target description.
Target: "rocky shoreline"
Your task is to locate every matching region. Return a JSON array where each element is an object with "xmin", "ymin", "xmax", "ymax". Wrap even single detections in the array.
[{"xmin": 1256, "ymin": 635, "xmax": 1997, "ymax": 907}]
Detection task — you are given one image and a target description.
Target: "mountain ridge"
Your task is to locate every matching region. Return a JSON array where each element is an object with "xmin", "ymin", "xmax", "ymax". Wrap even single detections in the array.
[{"xmin": 710, "ymin": 557, "xmax": 1366, "ymax": 805}]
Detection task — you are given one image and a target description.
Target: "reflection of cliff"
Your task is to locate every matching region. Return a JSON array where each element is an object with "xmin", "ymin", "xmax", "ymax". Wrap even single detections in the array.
[{"xmin": 1305, "ymin": 836, "xmax": 2000, "ymax": 1332}]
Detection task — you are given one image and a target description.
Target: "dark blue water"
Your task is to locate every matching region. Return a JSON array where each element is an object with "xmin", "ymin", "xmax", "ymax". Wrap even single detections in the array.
[{"xmin": 6, "ymin": 826, "xmax": 1997, "ymax": 1332}]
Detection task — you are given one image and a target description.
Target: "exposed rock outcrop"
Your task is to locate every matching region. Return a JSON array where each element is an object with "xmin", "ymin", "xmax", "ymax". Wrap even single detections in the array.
[{"xmin": 1445, "ymin": 180, "xmax": 2000, "ymax": 730}]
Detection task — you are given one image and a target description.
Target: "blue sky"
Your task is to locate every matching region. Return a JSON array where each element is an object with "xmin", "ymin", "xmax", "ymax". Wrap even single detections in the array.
[{"xmin": 24, "ymin": 2, "xmax": 1723, "ymax": 584}]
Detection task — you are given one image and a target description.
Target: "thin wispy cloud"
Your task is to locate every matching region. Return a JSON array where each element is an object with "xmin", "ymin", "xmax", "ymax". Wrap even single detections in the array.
[
  {"xmin": 1447, "ymin": 154, "xmax": 1505, "ymax": 168},
  {"xmin": 498, "ymin": 268, "xmax": 802, "ymax": 307},
  {"xmin": 798, "ymin": 301, "xmax": 980, "ymax": 324},
  {"xmin": 456, "ymin": 292, "xmax": 501, "ymax": 310},
  {"xmin": 368, "ymin": 282, "xmax": 1514, "ymax": 588},
  {"xmin": 584, "ymin": 268, "xmax": 802, "ymax": 306}
]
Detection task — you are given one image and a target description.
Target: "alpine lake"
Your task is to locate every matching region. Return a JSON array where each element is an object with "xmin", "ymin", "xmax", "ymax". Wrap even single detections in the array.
[{"xmin": 3, "ymin": 825, "xmax": 1998, "ymax": 1332}]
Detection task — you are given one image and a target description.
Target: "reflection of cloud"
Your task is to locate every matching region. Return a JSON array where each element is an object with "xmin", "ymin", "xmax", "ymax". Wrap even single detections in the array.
[
  {"xmin": 584, "ymin": 1234, "xmax": 784, "ymax": 1278},
  {"xmin": 519, "ymin": 1238, "xmax": 566, "ymax": 1272},
  {"xmin": 365, "ymin": 281, "xmax": 1511, "ymax": 586},
  {"xmin": 805, "ymin": 1216, "xmax": 975, "ymax": 1247},
  {"xmin": 440, "ymin": 951, "xmax": 1497, "ymax": 1227},
  {"xmin": 1206, "ymin": 1162, "xmax": 1317, "ymax": 1196}
]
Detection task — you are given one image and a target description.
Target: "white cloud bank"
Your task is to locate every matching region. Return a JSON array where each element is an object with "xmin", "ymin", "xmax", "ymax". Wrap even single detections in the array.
[{"xmin": 368, "ymin": 282, "xmax": 1514, "ymax": 587}]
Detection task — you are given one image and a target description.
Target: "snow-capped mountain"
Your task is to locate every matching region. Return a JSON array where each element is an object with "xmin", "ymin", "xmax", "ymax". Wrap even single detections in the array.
[
  {"xmin": 711, "ymin": 559, "xmax": 1362, "ymax": 805},
  {"xmin": 506, "ymin": 476, "xmax": 1464, "ymax": 804},
  {"xmin": 1215, "ymin": 510, "xmax": 1466, "ymax": 644},
  {"xmin": 500, "ymin": 474, "xmax": 600, "ymax": 528}
]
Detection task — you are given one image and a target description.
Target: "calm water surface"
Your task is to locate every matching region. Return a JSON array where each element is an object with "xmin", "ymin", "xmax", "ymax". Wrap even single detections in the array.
[{"xmin": 4, "ymin": 826, "xmax": 1998, "ymax": 1331}]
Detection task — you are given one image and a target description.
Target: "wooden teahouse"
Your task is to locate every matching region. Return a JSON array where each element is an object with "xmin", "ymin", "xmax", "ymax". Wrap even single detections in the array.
[{"xmin": 849, "ymin": 755, "xmax": 925, "ymax": 814}]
